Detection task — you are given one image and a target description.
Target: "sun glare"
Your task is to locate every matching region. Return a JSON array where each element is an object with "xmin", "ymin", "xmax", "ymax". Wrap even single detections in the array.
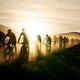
[
  {"xmin": 16, "ymin": 18, "xmax": 48, "ymax": 59},
  {"xmin": 17, "ymin": 18, "xmax": 47, "ymax": 43}
]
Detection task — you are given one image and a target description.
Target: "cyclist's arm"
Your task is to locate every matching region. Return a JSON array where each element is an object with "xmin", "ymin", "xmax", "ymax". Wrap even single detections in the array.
[
  {"xmin": 42, "ymin": 38, "xmax": 46, "ymax": 44},
  {"xmin": 3, "ymin": 34, "xmax": 8, "ymax": 40},
  {"xmin": 18, "ymin": 33, "xmax": 22, "ymax": 43}
]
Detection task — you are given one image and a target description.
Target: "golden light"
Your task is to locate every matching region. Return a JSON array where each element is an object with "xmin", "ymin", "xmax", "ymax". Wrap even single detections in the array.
[
  {"xmin": 17, "ymin": 18, "xmax": 47, "ymax": 42},
  {"xmin": 16, "ymin": 17, "xmax": 48, "ymax": 60}
]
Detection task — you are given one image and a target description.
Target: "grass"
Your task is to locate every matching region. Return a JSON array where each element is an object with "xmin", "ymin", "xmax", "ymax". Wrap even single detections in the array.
[{"xmin": 0, "ymin": 44, "xmax": 80, "ymax": 80}]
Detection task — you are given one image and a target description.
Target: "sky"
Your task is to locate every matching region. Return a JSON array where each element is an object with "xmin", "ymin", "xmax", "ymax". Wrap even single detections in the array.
[{"xmin": 0, "ymin": 0, "xmax": 80, "ymax": 36}]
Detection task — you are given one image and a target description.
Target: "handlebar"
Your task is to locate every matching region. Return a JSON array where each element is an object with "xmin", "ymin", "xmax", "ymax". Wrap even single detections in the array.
[
  {"xmin": 17, "ymin": 42, "xmax": 29, "ymax": 47},
  {"xmin": 42, "ymin": 43, "xmax": 51, "ymax": 47},
  {"xmin": 17, "ymin": 42, "xmax": 23, "ymax": 44}
]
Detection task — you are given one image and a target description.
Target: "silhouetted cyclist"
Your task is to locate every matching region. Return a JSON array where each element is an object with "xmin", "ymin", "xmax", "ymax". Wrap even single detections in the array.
[
  {"xmin": 58, "ymin": 35, "xmax": 63, "ymax": 49},
  {"xmin": 66, "ymin": 37, "xmax": 69, "ymax": 48},
  {"xmin": 0, "ymin": 31, "xmax": 5, "ymax": 47},
  {"xmin": 3, "ymin": 29, "xmax": 17, "ymax": 61},
  {"xmin": 43, "ymin": 34, "xmax": 52, "ymax": 54},
  {"xmin": 53, "ymin": 35, "xmax": 57, "ymax": 45},
  {"xmin": 35, "ymin": 34, "xmax": 42, "ymax": 57},
  {"xmin": 18, "ymin": 28, "xmax": 29, "ymax": 63},
  {"xmin": 18, "ymin": 28, "xmax": 29, "ymax": 46},
  {"xmin": 4, "ymin": 29, "xmax": 17, "ymax": 53}
]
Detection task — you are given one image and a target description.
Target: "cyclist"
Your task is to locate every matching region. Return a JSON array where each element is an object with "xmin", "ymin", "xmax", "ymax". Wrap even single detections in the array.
[
  {"xmin": 35, "ymin": 34, "xmax": 42, "ymax": 56},
  {"xmin": 0, "ymin": 31, "xmax": 5, "ymax": 47},
  {"xmin": 4, "ymin": 29, "xmax": 17, "ymax": 53},
  {"xmin": 43, "ymin": 34, "xmax": 52, "ymax": 54},
  {"xmin": 18, "ymin": 28, "xmax": 29, "ymax": 46},
  {"xmin": 18, "ymin": 28, "xmax": 29, "ymax": 63}
]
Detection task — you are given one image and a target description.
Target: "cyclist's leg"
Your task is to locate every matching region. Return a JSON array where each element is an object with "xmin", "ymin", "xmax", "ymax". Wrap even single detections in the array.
[
  {"xmin": 13, "ymin": 43, "xmax": 17, "ymax": 56},
  {"xmin": 6, "ymin": 42, "xmax": 13, "ymax": 60},
  {"xmin": 20, "ymin": 46, "xmax": 25, "ymax": 64},
  {"xmin": 45, "ymin": 45, "xmax": 48, "ymax": 54},
  {"xmin": 21, "ymin": 45, "xmax": 29, "ymax": 63},
  {"xmin": 11, "ymin": 42, "xmax": 17, "ymax": 58},
  {"xmin": 20, "ymin": 46, "xmax": 25, "ymax": 59},
  {"xmin": 21, "ymin": 46, "xmax": 24, "ymax": 54},
  {"xmin": 5, "ymin": 45, "xmax": 10, "ymax": 61},
  {"xmin": 26, "ymin": 46, "xmax": 29, "ymax": 62},
  {"xmin": 13, "ymin": 41, "xmax": 17, "ymax": 53}
]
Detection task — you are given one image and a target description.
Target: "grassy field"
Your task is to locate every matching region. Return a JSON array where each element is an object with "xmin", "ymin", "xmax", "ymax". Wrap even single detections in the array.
[{"xmin": 0, "ymin": 44, "xmax": 80, "ymax": 80}]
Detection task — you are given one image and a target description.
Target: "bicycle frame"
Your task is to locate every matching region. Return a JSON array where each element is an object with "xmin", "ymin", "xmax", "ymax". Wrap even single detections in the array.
[
  {"xmin": 4, "ymin": 44, "xmax": 14, "ymax": 61},
  {"xmin": 18, "ymin": 42, "xmax": 29, "ymax": 63}
]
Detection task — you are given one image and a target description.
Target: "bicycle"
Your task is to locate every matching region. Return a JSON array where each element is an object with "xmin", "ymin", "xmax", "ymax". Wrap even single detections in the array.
[
  {"xmin": 18, "ymin": 42, "xmax": 29, "ymax": 64},
  {"xmin": 4, "ymin": 43, "xmax": 14, "ymax": 61},
  {"xmin": 42, "ymin": 43, "xmax": 51, "ymax": 54}
]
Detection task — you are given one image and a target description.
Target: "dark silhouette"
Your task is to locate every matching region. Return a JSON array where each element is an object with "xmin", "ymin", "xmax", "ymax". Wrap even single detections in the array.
[
  {"xmin": 4, "ymin": 29, "xmax": 17, "ymax": 48},
  {"xmin": 66, "ymin": 37, "xmax": 69, "ymax": 48},
  {"xmin": 4, "ymin": 29, "xmax": 17, "ymax": 56},
  {"xmin": 43, "ymin": 34, "xmax": 52, "ymax": 54},
  {"xmin": 0, "ymin": 31, "xmax": 5, "ymax": 46},
  {"xmin": 52, "ymin": 35, "xmax": 57, "ymax": 46},
  {"xmin": 35, "ymin": 34, "xmax": 42, "ymax": 57},
  {"xmin": 63, "ymin": 37, "xmax": 69, "ymax": 48},
  {"xmin": 18, "ymin": 28, "xmax": 29, "ymax": 64},
  {"xmin": 58, "ymin": 35, "xmax": 63, "ymax": 49},
  {"xmin": 4, "ymin": 43, "xmax": 14, "ymax": 61},
  {"xmin": 70, "ymin": 38, "xmax": 75, "ymax": 46},
  {"xmin": 51, "ymin": 35, "xmax": 58, "ymax": 51},
  {"xmin": 63, "ymin": 36, "xmax": 67, "ymax": 48}
]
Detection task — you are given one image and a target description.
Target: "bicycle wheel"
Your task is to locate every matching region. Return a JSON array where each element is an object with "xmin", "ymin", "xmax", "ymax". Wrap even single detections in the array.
[
  {"xmin": 20, "ymin": 46, "xmax": 29, "ymax": 63},
  {"xmin": 5, "ymin": 47, "xmax": 10, "ymax": 61},
  {"xmin": 5, "ymin": 46, "xmax": 13, "ymax": 61}
]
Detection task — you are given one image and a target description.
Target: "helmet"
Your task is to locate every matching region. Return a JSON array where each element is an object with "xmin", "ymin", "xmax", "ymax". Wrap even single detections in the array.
[
  {"xmin": 22, "ymin": 28, "xmax": 25, "ymax": 31},
  {"xmin": 7, "ymin": 29, "xmax": 12, "ymax": 33},
  {"xmin": 46, "ymin": 34, "xmax": 48, "ymax": 36}
]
